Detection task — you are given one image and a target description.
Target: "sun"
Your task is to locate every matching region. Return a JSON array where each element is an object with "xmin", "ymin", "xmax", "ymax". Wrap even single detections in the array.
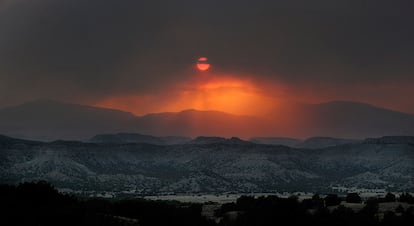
[{"xmin": 196, "ymin": 57, "xmax": 211, "ymax": 71}]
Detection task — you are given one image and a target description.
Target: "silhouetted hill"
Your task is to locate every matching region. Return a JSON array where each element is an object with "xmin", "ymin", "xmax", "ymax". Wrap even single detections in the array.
[
  {"xmin": 189, "ymin": 136, "xmax": 227, "ymax": 144},
  {"xmin": 282, "ymin": 101, "xmax": 414, "ymax": 138},
  {"xmin": 89, "ymin": 133, "xmax": 191, "ymax": 145},
  {"xmin": 1, "ymin": 100, "xmax": 414, "ymax": 140},
  {"xmin": 0, "ymin": 134, "xmax": 42, "ymax": 147},
  {"xmin": 249, "ymin": 137, "xmax": 302, "ymax": 146},
  {"xmin": 0, "ymin": 100, "xmax": 135, "ymax": 141},
  {"xmin": 161, "ymin": 136, "xmax": 193, "ymax": 145},
  {"xmin": 90, "ymin": 133, "xmax": 165, "ymax": 144},
  {"xmin": 130, "ymin": 109, "xmax": 267, "ymax": 138},
  {"xmin": 189, "ymin": 136, "xmax": 251, "ymax": 145},
  {"xmin": 0, "ymin": 101, "xmax": 267, "ymax": 140},
  {"xmin": 364, "ymin": 136, "xmax": 414, "ymax": 145},
  {"xmin": 295, "ymin": 137, "xmax": 361, "ymax": 149}
]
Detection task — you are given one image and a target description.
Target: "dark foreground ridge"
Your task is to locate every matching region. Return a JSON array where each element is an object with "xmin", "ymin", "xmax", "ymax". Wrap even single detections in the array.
[{"xmin": 1, "ymin": 182, "xmax": 413, "ymax": 226}]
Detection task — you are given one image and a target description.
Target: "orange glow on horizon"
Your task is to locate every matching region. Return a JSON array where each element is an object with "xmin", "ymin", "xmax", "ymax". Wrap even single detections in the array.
[{"xmin": 95, "ymin": 74, "xmax": 278, "ymax": 116}]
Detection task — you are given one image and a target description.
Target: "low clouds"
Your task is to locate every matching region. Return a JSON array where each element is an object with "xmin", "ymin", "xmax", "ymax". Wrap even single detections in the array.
[{"xmin": 0, "ymin": 0, "xmax": 413, "ymax": 112}]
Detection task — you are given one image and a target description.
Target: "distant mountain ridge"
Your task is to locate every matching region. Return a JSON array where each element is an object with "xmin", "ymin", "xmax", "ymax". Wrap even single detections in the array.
[
  {"xmin": 250, "ymin": 136, "xmax": 361, "ymax": 149},
  {"xmin": 89, "ymin": 133, "xmax": 191, "ymax": 145},
  {"xmin": 249, "ymin": 137, "xmax": 302, "ymax": 146},
  {"xmin": 189, "ymin": 136, "xmax": 251, "ymax": 145},
  {"xmin": 295, "ymin": 137, "xmax": 361, "ymax": 149},
  {"xmin": 273, "ymin": 100, "xmax": 414, "ymax": 138},
  {"xmin": 0, "ymin": 100, "xmax": 135, "ymax": 141},
  {"xmin": 1, "ymin": 134, "xmax": 413, "ymax": 193},
  {"xmin": 0, "ymin": 100, "xmax": 262, "ymax": 141},
  {"xmin": 364, "ymin": 136, "xmax": 414, "ymax": 145},
  {"xmin": 1, "ymin": 100, "xmax": 414, "ymax": 140}
]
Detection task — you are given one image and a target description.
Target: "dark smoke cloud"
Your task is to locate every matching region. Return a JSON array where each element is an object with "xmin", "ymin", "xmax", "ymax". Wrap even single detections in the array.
[{"xmin": 1, "ymin": 0, "xmax": 413, "ymax": 112}]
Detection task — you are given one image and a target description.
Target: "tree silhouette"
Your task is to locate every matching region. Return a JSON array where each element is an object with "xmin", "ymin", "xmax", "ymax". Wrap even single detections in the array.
[
  {"xmin": 346, "ymin": 193, "xmax": 362, "ymax": 203},
  {"xmin": 1, "ymin": 182, "xmax": 414, "ymax": 226},
  {"xmin": 383, "ymin": 192, "xmax": 396, "ymax": 202},
  {"xmin": 399, "ymin": 193, "xmax": 414, "ymax": 204},
  {"xmin": 324, "ymin": 194, "xmax": 341, "ymax": 206}
]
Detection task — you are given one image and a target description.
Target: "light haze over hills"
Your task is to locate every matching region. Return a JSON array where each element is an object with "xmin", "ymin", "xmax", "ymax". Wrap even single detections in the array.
[{"xmin": 0, "ymin": 100, "xmax": 414, "ymax": 141}]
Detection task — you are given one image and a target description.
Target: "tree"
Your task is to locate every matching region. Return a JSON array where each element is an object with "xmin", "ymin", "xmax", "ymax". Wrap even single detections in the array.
[
  {"xmin": 312, "ymin": 194, "xmax": 321, "ymax": 200},
  {"xmin": 346, "ymin": 193, "xmax": 362, "ymax": 203},
  {"xmin": 383, "ymin": 192, "xmax": 396, "ymax": 202},
  {"xmin": 324, "ymin": 194, "xmax": 341, "ymax": 206},
  {"xmin": 399, "ymin": 193, "xmax": 414, "ymax": 204},
  {"xmin": 361, "ymin": 198, "xmax": 379, "ymax": 217}
]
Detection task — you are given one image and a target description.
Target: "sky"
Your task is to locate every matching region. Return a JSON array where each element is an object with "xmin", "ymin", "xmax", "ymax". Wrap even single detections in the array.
[{"xmin": 1, "ymin": 0, "xmax": 413, "ymax": 116}]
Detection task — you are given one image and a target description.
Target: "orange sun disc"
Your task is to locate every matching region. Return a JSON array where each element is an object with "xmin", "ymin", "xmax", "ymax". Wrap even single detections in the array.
[{"xmin": 197, "ymin": 57, "xmax": 211, "ymax": 71}]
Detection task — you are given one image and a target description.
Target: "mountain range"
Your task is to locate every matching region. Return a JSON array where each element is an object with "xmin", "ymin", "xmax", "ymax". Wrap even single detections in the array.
[
  {"xmin": 90, "ymin": 134, "xmax": 360, "ymax": 149},
  {"xmin": 89, "ymin": 133, "xmax": 191, "ymax": 145},
  {"xmin": 0, "ymin": 100, "xmax": 414, "ymax": 140},
  {"xmin": 1, "ymin": 134, "xmax": 413, "ymax": 194}
]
